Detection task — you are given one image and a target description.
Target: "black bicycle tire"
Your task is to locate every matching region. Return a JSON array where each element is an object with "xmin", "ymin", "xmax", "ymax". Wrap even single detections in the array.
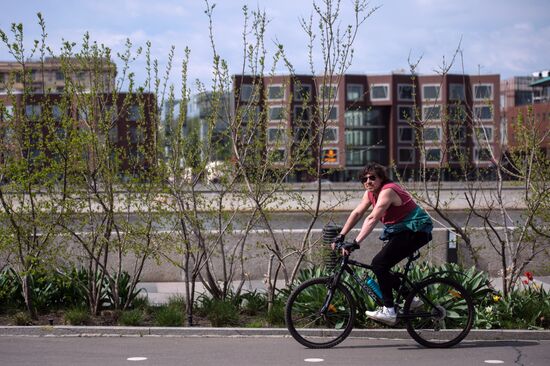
[
  {"xmin": 404, "ymin": 277, "xmax": 474, "ymax": 348},
  {"xmin": 285, "ymin": 277, "xmax": 356, "ymax": 348}
]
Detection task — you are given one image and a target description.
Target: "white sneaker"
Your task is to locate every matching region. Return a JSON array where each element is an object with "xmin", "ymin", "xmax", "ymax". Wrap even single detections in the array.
[
  {"xmin": 409, "ymin": 296, "xmax": 424, "ymax": 310},
  {"xmin": 365, "ymin": 306, "xmax": 397, "ymax": 325}
]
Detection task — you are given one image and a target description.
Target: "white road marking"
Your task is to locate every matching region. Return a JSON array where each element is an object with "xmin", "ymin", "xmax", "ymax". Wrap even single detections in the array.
[
  {"xmin": 484, "ymin": 361, "xmax": 504, "ymax": 364},
  {"xmin": 127, "ymin": 357, "xmax": 148, "ymax": 361},
  {"xmin": 304, "ymin": 358, "xmax": 324, "ymax": 363}
]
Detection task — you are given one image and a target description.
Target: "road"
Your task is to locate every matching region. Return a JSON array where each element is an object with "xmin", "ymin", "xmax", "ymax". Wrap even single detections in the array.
[{"xmin": 0, "ymin": 336, "xmax": 548, "ymax": 366}]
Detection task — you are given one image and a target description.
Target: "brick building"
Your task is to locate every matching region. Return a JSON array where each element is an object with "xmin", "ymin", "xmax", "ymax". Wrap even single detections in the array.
[
  {"xmin": 0, "ymin": 58, "xmax": 155, "ymax": 174},
  {"xmin": 233, "ymin": 73, "xmax": 501, "ymax": 182}
]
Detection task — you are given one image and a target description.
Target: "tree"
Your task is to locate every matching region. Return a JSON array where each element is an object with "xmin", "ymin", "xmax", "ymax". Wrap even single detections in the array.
[{"xmin": 0, "ymin": 15, "xmax": 75, "ymax": 318}]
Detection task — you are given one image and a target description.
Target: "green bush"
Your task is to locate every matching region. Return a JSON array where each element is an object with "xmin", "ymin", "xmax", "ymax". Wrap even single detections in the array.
[
  {"xmin": 12, "ymin": 311, "xmax": 32, "ymax": 326},
  {"xmin": 64, "ymin": 307, "xmax": 90, "ymax": 325},
  {"xmin": 265, "ymin": 300, "xmax": 285, "ymax": 327},
  {"xmin": 477, "ymin": 285, "xmax": 550, "ymax": 330},
  {"xmin": 167, "ymin": 295, "xmax": 186, "ymax": 312},
  {"xmin": 239, "ymin": 290, "xmax": 266, "ymax": 316},
  {"xmin": 131, "ymin": 296, "xmax": 150, "ymax": 310},
  {"xmin": 118, "ymin": 309, "xmax": 144, "ymax": 326},
  {"xmin": 154, "ymin": 305, "xmax": 184, "ymax": 327},
  {"xmin": 194, "ymin": 293, "xmax": 214, "ymax": 317},
  {"xmin": 103, "ymin": 271, "xmax": 144, "ymax": 310},
  {"xmin": 207, "ymin": 300, "xmax": 239, "ymax": 327},
  {"xmin": 0, "ymin": 268, "xmax": 24, "ymax": 312}
]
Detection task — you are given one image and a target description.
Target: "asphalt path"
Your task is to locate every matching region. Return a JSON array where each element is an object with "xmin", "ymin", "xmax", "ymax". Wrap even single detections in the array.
[{"xmin": 0, "ymin": 336, "xmax": 548, "ymax": 366}]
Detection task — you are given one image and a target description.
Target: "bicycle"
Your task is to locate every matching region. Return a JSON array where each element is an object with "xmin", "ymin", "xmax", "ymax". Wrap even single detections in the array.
[{"xmin": 285, "ymin": 241, "xmax": 474, "ymax": 349}]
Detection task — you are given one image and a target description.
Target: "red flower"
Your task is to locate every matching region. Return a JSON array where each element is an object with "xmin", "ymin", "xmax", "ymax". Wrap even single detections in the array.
[
  {"xmin": 522, "ymin": 279, "xmax": 529, "ymax": 285},
  {"xmin": 525, "ymin": 272, "xmax": 534, "ymax": 281}
]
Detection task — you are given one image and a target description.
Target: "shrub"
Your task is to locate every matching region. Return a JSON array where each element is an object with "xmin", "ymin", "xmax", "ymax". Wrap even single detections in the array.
[
  {"xmin": 194, "ymin": 293, "xmax": 214, "ymax": 317},
  {"xmin": 265, "ymin": 300, "xmax": 285, "ymax": 327},
  {"xmin": 103, "ymin": 271, "xmax": 144, "ymax": 310},
  {"xmin": 207, "ymin": 300, "xmax": 239, "ymax": 327},
  {"xmin": 131, "ymin": 295, "xmax": 150, "ymax": 310},
  {"xmin": 118, "ymin": 309, "xmax": 144, "ymax": 326},
  {"xmin": 12, "ymin": 311, "xmax": 32, "ymax": 326},
  {"xmin": 64, "ymin": 307, "xmax": 90, "ymax": 325},
  {"xmin": 154, "ymin": 305, "xmax": 184, "ymax": 327},
  {"xmin": 239, "ymin": 290, "xmax": 266, "ymax": 316},
  {"xmin": 167, "ymin": 295, "xmax": 186, "ymax": 312},
  {"xmin": 0, "ymin": 268, "xmax": 24, "ymax": 312}
]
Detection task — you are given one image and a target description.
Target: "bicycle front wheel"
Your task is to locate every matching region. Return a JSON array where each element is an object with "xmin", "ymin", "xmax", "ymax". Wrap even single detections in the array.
[
  {"xmin": 404, "ymin": 278, "xmax": 474, "ymax": 348},
  {"xmin": 285, "ymin": 277, "xmax": 356, "ymax": 348}
]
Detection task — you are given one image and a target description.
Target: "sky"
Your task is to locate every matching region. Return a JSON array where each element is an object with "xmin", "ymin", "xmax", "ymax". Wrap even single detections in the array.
[{"xmin": 1, "ymin": 0, "xmax": 549, "ymax": 93}]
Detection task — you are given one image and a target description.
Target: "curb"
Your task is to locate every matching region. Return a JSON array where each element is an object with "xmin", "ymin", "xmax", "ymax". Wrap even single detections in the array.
[{"xmin": 1, "ymin": 326, "xmax": 549, "ymax": 340}]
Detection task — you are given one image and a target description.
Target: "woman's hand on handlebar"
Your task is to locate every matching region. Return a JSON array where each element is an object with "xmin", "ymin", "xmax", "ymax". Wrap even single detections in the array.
[{"xmin": 332, "ymin": 240, "xmax": 360, "ymax": 256}]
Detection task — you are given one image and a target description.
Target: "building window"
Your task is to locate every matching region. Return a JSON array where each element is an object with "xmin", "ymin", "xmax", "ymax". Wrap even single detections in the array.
[
  {"xmin": 25, "ymin": 105, "xmax": 42, "ymax": 118},
  {"xmin": 323, "ymin": 127, "xmax": 338, "ymax": 143},
  {"xmin": 239, "ymin": 84, "xmax": 254, "ymax": 102},
  {"xmin": 52, "ymin": 105, "xmax": 63, "ymax": 121},
  {"xmin": 294, "ymin": 83, "xmax": 311, "ymax": 101},
  {"xmin": 474, "ymin": 126, "xmax": 493, "ymax": 143},
  {"xmin": 345, "ymin": 129, "xmax": 385, "ymax": 146},
  {"xmin": 370, "ymin": 84, "xmax": 389, "ymax": 100},
  {"xmin": 422, "ymin": 84, "xmax": 441, "ymax": 101},
  {"xmin": 1, "ymin": 105, "xmax": 14, "ymax": 121},
  {"xmin": 269, "ymin": 148, "xmax": 286, "ymax": 163},
  {"xmin": 474, "ymin": 105, "xmax": 493, "ymax": 121},
  {"xmin": 425, "ymin": 148, "xmax": 441, "ymax": 162},
  {"xmin": 448, "ymin": 147, "xmax": 468, "ymax": 162},
  {"xmin": 128, "ymin": 105, "xmax": 141, "ymax": 121},
  {"xmin": 55, "ymin": 71, "xmax": 64, "ymax": 81},
  {"xmin": 398, "ymin": 126, "xmax": 414, "ymax": 143},
  {"xmin": 398, "ymin": 84, "xmax": 414, "ymax": 101},
  {"xmin": 347, "ymin": 84, "xmax": 363, "ymax": 101},
  {"xmin": 449, "ymin": 125, "xmax": 467, "ymax": 143},
  {"xmin": 398, "ymin": 148, "xmax": 415, "ymax": 163},
  {"xmin": 320, "ymin": 106, "xmax": 338, "ymax": 120},
  {"xmin": 108, "ymin": 125, "xmax": 118, "ymax": 143},
  {"xmin": 422, "ymin": 105, "xmax": 441, "ymax": 121},
  {"xmin": 474, "ymin": 84, "xmax": 493, "ymax": 100},
  {"xmin": 0, "ymin": 72, "xmax": 5, "ymax": 83},
  {"xmin": 293, "ymin": 127, "xmax": 311, "ymax": 142},
  {"xmin": 294, "ymin": 106, "xmax": 311, "ymax": 122},
  {"xmin": 449, "ymin": 83, "xmax": 465, "ymax": 101},
  {"xmin": 322, "ymin": 148, "xmax": 338, "ymax": 164},
  {"xmin": 267, "ymin": 127, "xmax": 287, "ymax": 144},
  {"xmin": 267, "ymin": 84, "xmax": 285, "ymax": 100},
  {"xmin": 346, "ymin": 148, "xmax": 385, "ymax": 166},
  {"xmin": 423, "ymin": 126, "xmax": 441, "ymax": 142},
  {"xmin": 319, "ymin": 84, "xmax": 338, "ymax": 100},
  {"xmin": 129, "ymin": 126, "xmax": 143, "ymax": 144},
  {"xmin": 448, "ymin": 104, "xmax": 467, "ymax": 122},
  {"xmin": 239, "ymin": 106, "xmax": 260, "ymax": 123},
  {"xmin": 269, "ymin": 106, "xmax": 286, "ymax": 121},
  {"xmin": 474, "ymin": 147, "xmax": 492, "ymax": 162},
  {"xmin": 398, "ymin": 105, "xmax": 415, "ymax": 122}
]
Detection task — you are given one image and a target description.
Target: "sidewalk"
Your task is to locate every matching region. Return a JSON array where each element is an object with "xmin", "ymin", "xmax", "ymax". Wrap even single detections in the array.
[{"xmin": 1, "ymin": 326, "xmax": 549, "ymax": 341}]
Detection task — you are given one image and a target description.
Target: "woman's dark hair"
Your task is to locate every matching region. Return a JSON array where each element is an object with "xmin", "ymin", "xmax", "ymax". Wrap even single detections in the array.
[{"xmin": 360, "ymin": 163, "xmax": 392, "ymax": 185}]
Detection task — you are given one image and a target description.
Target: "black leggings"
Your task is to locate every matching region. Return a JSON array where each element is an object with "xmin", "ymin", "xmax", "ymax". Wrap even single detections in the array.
[{"xmin": 371, "ymin": 230, "xmax": 432, "ymax": 308}]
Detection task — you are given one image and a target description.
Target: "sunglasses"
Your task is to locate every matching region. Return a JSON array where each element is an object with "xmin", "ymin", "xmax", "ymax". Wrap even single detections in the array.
[{"xmin": 361, "ymin": 175, "xmax": 378, "ymax": 183}]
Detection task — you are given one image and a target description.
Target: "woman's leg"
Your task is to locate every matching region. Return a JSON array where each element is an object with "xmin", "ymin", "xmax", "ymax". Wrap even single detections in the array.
[{"xmin": 371, "ymin": 231, "xmax": 430, "ymax": 307}]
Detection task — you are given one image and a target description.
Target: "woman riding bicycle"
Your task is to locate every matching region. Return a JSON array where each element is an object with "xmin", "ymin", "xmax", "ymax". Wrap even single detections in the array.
[{"xmin": 332, "ymin": 163, "xmax": 433, "ymax": 325}]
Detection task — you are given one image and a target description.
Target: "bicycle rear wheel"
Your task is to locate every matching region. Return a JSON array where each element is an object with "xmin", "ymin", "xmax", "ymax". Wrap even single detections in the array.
[
  {"xmin": 285, "ymin": 277, "xmax": 356, "ymax": 348},
  {"xmin": 404, "ymin": 278, "xmax": 474, "ymax": 348}
]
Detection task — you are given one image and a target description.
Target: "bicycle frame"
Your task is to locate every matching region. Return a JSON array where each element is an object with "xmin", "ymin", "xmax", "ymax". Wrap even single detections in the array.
[{"xmin": 323, "ymin": 252, "xmax": 440, "ymax": 321}]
